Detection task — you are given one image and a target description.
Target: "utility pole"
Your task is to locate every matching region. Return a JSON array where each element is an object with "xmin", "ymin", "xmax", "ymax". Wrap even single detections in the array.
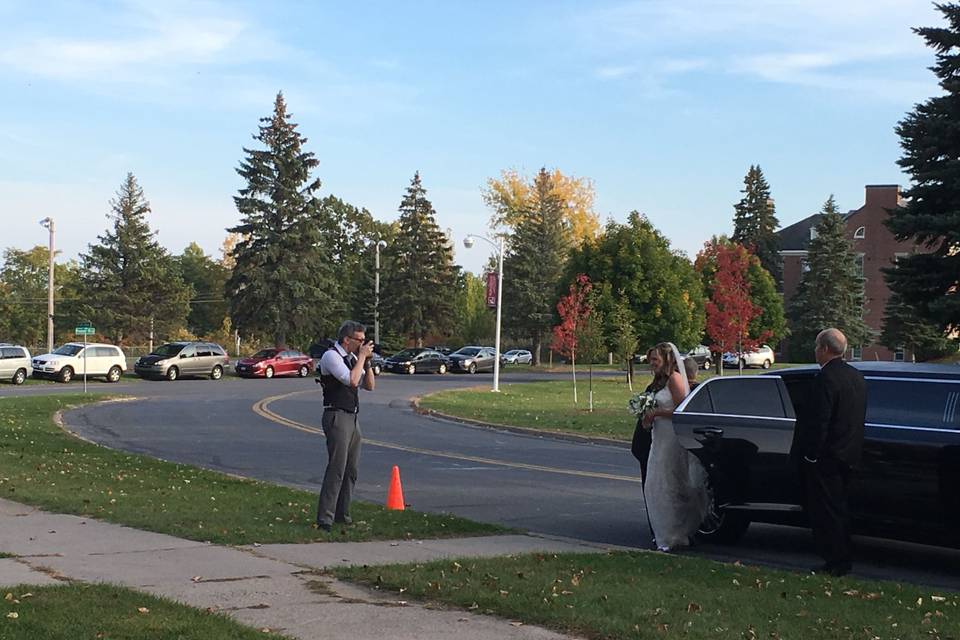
[
  {"xmin": 374, "ymin": 240, "xmax": 386, "ymax": 345},
  {"xmin": 39, "ymin": 217, "xmax": 55, "ymax": 353}
]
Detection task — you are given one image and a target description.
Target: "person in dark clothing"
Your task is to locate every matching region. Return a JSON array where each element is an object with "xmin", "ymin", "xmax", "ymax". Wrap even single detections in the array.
[
  {"xmin": 791, "ymin": 328, "xmax": 867, "ymax": 577},
  {"xmin": 315, "ymin": 320, "xmax": 376, "ymax": 532},
  {"xmin": 631, "ymin": 348, "xmax": 661, "ymax": 485}
]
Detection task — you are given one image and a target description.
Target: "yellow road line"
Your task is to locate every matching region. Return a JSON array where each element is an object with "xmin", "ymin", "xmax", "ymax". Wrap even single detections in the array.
[{"xmin": 251, "ymin": 391, "xmax": 642, "ymax": 484}]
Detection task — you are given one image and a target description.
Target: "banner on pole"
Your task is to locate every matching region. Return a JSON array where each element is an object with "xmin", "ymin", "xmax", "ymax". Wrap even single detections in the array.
[{"xmin": 485, "ymin": 272, "xmax": 498, "ymax": 308}]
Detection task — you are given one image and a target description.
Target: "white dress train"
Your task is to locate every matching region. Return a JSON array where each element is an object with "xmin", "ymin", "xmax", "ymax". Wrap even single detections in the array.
[{"xmin": 644, "ymin": 385, "xmax": 711, "ymax": 551}]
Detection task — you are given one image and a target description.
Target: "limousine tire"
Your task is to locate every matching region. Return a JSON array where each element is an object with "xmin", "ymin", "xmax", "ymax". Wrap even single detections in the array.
[
  {"xmin": 697, "ymin": 481, "xmax": 750, "ymax": 544},
  {"xmin": 59, "ymin": 366, "xmax": 74, "ymax": 383}
]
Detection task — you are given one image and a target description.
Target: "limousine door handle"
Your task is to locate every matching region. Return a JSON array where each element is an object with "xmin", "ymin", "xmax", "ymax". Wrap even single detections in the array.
[{"xmin": 693, "ymin": 427, "xmax": 724, "ymax": 438}]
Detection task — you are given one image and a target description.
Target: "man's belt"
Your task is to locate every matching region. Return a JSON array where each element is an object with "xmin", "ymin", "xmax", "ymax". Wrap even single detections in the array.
[{"xmin": 323, "ymin": 406, "xmax": 359, "ymax": 414}]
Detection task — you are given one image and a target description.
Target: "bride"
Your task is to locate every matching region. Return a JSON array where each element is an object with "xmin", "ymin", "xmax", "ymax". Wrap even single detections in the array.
[{"xmin": 641, "ymin": 342, "xmax": 711, "ymax": 551}]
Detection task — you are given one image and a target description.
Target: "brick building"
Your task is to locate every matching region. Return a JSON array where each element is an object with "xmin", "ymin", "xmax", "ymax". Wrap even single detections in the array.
[{"xmin": 778, "ymin": 184, "xmax": 919, "ymax": 361}]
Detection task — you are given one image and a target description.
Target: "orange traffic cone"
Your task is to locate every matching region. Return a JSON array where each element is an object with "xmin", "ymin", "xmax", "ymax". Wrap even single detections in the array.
[{"xmin": 386, "ymin": 465, "xmax": 405, "ymax": 510}]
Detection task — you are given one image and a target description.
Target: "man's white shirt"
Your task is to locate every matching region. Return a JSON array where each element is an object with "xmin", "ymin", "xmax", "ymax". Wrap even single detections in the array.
[{"xmin": 319, "ymin": 342, "xmax": 364, "ymax": 388}]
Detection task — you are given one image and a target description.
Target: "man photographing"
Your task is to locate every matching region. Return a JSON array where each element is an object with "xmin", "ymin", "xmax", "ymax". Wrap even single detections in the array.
[{"xmin": 316, "ymin": 320, "xmax": 376, "ymax": 532}]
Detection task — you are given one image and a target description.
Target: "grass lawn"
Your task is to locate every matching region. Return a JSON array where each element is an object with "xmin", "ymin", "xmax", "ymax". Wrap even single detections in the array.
[
  {"xmin": 0, "ymin": 583, "xmax": 292, "ymax": 639},
  {"xmin": 335, "ymin": 551, "xmax": 960, "ymax": 640},
  {"xmin": 420, "ymin": 365, "xmax": 808, "ymax": 441},
  {"xmin": 0, "ymin": 394, "xmax": 506, "ymax": 545}
]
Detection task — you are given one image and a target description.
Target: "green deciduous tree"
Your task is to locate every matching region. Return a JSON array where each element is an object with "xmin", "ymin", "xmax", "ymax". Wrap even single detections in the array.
[
  {"xmin": 732, "ymin": 165, "xmax": 781, "ymax": 285},
  {"xmin": 886, "ymin": 3, "xmax": 960, "ymax": 333},
  {"xmin": 787, "ymin": 196, "xmax": 871, "ymax": 361},
  {"xmin": 76, "ymin": 173, "xmax": 190, "ymax": 345},
  {"xmin": 566, "ymin": 212, "xmax": 705, "ymax": 353},
  {"xmin": 0, "ymin": 246, "xmax": 80, "ymax": 348},
  {"xmin": 451, "ymin": 272, "xmax": 495, "ymax": 346},
  {"xmin": 381, "ymin": 172, "xmax": 457, "ymax": 346},
  {"xmin": 501, "ymin": 168, "xmax": 574, "ymax": 364},
  {"xmin": 226, "ymin": 92, "xmax": 337, "ymax": 346},
  {"xmin": 177, "ymin": 243, "xmax": 229, "ymax": 338}
]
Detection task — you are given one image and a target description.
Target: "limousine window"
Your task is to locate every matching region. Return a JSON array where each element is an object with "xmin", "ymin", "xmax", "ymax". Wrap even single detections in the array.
[
  {"xmin": 866, "ymin": 378, "xmax": 960, "ymax": 430},
  {"xmin": 699, "ymin": 378, "xmax": 787, "ymax": 418}
]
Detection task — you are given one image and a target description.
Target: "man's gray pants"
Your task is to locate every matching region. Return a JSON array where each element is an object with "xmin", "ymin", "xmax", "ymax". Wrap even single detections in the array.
[{"xmin": 316, "ymin": 409, "xmax": 362, "ymax": 526}]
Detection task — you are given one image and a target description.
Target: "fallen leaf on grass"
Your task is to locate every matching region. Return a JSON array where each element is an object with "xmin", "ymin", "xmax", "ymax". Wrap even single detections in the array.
[
  {"xmin": 687, "ymin": 602, "xmax": 702, "ymax": 613},
  {"xmin": 137, "ymin": 607, "xmax": 149, "ymax": 614},
  {"xmin": 6, "ymin": 612, "xmax": 18, "ymax": 619}
]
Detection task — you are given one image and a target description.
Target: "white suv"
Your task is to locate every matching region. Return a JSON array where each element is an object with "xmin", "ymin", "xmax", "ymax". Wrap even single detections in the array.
[
  {"xmin": 31, "ymin": 343, "xmax": 127, "ymax": 383},
  {"xmin": 722, "ymin": 344, "xmax": 775, "ymax": 369},
  {"xmin": 0, "ymin": 344, "xmax": 32, "ymax": 385}
]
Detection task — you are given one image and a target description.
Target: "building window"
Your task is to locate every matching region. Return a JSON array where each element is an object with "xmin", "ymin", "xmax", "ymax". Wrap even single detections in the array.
[
  {"xmin": 809, "ymin": 228, "xmax": 818, "ymax": 241},
  {"xmin": 855, "ymin": 253, "xmax": 865, "ymax": 278},
  {"xmin": 895, "ymin": 252, "xmax": 909, "ymax": 263},
  {"xmin": 853, "ymin": 226, "xmax": 865, "ymax": 239},
  {"xmin": 801, "ymin": 259, "xmax": 810, "ymax": 273},
  {"xmin": 894, "ymin": 346, "xmax": 905, "ymax": 362},
  {"xmin": 851, "ymin": 346, "xmax": 863, "ymax": 361}
]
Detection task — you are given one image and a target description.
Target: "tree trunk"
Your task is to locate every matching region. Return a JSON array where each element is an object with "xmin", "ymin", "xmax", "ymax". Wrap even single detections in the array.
[
  {"xmin": 533, "ymin": 335, "xmax": 542, "ymax": 366},
  {"xmin": 572, "ymin": 349, "xmax": 577, "ymax": 404},
  {"xmin": 588, "ymin": 363, "xmax": 593, "ymax": 412}
]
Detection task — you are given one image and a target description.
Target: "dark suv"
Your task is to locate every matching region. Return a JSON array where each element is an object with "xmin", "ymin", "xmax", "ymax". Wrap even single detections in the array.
[{"xmin": 673, "ymin": 362, "xmax": 960, "ymax": 550}]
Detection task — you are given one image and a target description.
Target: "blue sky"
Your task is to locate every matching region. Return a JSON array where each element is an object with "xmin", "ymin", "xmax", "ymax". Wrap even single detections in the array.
[{"xmin": 0, "ymin": 0, "xmax": 943, "ymax": 274}]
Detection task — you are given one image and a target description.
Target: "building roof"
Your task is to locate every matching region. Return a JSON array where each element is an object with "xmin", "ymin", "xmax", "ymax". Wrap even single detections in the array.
[{"xmin": 777, "ymin": 210, "xmax": 855, "ymax": 252}]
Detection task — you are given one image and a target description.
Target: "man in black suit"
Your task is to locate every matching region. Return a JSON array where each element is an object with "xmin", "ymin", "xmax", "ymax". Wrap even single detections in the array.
[{"xmin": 791, "ymin": 328, "xmax": 867, "ymax": 577}]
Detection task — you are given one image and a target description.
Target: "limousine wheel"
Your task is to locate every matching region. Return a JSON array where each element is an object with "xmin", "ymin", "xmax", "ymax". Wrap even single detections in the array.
[
  {"xmin": 59, "ymin": 366, "xmax": 74, "ymax": 383},
  {"xmin": 106, "ymin": 366, "xmax": 122, "ymax": 383},
  {"xmin": 697, "ymin": 482, "xmax": 750, "ymax": 544}
]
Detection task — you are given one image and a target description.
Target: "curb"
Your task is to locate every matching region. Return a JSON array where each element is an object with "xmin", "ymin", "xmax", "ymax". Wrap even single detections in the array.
[{"xmin": 411, "ymin": 394, "xmax": 632, "ymax": 450}]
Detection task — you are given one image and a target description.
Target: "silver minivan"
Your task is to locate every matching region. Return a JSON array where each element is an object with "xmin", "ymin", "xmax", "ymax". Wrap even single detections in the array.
[
  {"xmin": 134, "ymin": 342, "xmax": 229, "ymax": 381},
  {"xmin": 0, "ymin": 344, "xmax": 32, "ymax": 385}
]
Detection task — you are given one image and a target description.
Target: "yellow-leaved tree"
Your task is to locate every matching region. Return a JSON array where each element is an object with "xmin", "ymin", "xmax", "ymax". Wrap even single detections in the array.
[{"xmin": 482, "ymin": 168, "xmax": 599, "ymax": 245}]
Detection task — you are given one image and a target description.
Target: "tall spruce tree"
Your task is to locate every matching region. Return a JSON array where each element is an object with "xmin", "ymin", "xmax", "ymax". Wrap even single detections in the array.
[
  {"xmin": 881, "ymin": 292, "xmax": 954, "ymax": 361},
  {"xmin": 732, "ymin": 165, "xmax": 781, "ymax": 284},
  {"xmin": 226, "ymin": 93, "xmax": 336, "ymax": 346},
  {"xmin": 502, "ymin": 168, "xmax": 573, "ymax": 364},
  {"xmin": 77, "ymin": 173, "xmax": 190, "ymax": 345},
  {"xmin": 787, "ymin": 196, "xmax": 871, "ymax": 361},
  {"xmin": 381, "ymin": 173, "xmax": 457, "ymax": 346},
  {"xmin": 886, "ymin": 3, "xmax": 960, "ymax": 333}
]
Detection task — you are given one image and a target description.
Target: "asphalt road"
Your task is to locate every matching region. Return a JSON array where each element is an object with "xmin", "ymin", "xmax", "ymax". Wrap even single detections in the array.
[{"xmin": 5, "ymin": 371, "xmax": 959, "ymax": 590}]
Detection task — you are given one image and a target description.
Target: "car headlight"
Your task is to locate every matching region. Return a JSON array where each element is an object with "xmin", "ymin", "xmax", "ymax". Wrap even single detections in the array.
[{"xmin": 48, "ymin": 360, "xmax": 59, "ymax": 367}]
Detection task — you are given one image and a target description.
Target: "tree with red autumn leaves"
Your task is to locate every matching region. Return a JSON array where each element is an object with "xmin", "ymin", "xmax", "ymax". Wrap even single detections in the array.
[
  {"xmin": 695, "ymin": 241, "xmax": 769, "ymax": 373},
  {"xmin": 553, "ymin": 274, "xmax": 594, "ymax": 405}
]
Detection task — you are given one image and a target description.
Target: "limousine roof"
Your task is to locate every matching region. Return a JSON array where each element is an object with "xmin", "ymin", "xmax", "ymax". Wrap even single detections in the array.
[{"xmin": 769, "ymin": 361, "xmax": 960, "ymax": 380}]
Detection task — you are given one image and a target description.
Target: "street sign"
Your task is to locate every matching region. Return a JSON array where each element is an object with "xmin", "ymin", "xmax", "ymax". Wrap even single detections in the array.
[
  {"xmin": 75, "ymin": 326, "xmax": 95, "ymax": 335},
  {"xmin": 485, "ymin": 272, "xmax": 497, "ymax": 308}
]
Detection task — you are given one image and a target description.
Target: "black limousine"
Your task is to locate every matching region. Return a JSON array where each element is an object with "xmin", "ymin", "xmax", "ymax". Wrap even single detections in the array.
[{"xmin": 673, "ymin": 362, "xmax": 960, "ymax": 549}]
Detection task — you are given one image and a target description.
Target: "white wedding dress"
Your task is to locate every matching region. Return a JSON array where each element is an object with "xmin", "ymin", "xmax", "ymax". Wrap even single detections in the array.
[{"xmin": 644, "ymin": 384, "xmax": 711, "ymax": 551}]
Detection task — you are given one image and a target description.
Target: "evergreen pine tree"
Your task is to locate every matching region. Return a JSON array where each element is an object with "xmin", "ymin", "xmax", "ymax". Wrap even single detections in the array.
[
  {"xmin": 381, "ymin": 172, "xmax": 457, "ymax": 346},
  {"xmin": 732, "ymin": 165, "xmax": 782, "ymax": 284},
  {"xmin": 226, "ymin": 93, "xmax": 336, "ymax": 346},
  {"xmin": 880, "ymin": 293, "xmax": 954, "ymax": 361},
  {"xmin": 886, "ymin": 4, "xmax": 960, "ymax": 332},
  {"xmin": 787, "ymin": 196, "xmax": 871, "ymax": 361},
  {"xmin": 502, "ymin": 168, "xmax": 572, "ymax": 364},
  {"xmin": 78, "ymin": 173, "xmax": 191, "ymax": 345}
]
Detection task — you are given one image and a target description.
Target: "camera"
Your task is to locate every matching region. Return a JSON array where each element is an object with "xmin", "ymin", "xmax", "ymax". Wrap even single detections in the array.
[{"xmin": 364, "ymin": 340, "xmax": 383, "ymax": 355}]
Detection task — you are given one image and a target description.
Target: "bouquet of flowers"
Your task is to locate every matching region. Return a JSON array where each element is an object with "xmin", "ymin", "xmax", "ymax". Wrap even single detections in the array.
[{"xmin": 627, "ymin": 391, "xmax": 658, "ymax": 417}]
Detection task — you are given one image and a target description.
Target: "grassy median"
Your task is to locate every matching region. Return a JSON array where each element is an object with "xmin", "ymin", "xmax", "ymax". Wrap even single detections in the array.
[
  {"xmin": 0, "ymin": 394, "xmax": 506, "ymax": 544},
  {"xmin": 336, "ymin": 551, "xmax": 959, "ymax": 640},
  {"xmin": 0, "ymin": 583, "xmax": 291, "ymax": 639}
]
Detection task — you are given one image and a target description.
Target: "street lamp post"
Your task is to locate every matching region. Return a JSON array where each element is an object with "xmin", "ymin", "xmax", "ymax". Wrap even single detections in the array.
[
  {"xmin": 39, "ymin": 217, "xmax": 55, "ymax": 354},
  {"xmin": 463, "ymin": 234, "xmax": 504, "ymax": 393},
  {"xmin": 374, "ymin": 240, "xmax": 386, "ymax": 345}
]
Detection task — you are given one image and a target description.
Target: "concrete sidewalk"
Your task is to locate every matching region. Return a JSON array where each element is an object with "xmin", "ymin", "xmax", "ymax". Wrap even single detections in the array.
[{"xmin": 0, "ymin": 499, "xmax": 618, "ymax": 639}]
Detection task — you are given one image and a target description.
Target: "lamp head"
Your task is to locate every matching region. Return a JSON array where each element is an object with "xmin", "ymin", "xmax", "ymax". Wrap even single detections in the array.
[
  {"xmin": 39, "ymin": 217, "xmax": 52, "ymax": 228},
  {"xmin": 463, "ymin": 236, "xmax": 475, "ymax": 249},
  {"xmin": 377, "ymin": 240, "xmax": 387, "ymax": 249}
]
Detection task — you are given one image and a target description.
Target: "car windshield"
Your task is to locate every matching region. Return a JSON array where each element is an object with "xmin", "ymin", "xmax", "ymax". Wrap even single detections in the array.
[
  {"xmin": 253, "ymin": 349, "xmax": 278, "ymax": 358},
  {"xmin": 151, "ymin": 344, "xmax": 185, "ymax": 357},
  {"xmin": 392, "ymin": 349, "xmax": 425, "ymax": 360},
  {"xmin": 52, "ymin": 344, "xmax": 83, "ymax": 356},
  {"xmin": 454, "ymin": 347, "xmax": 480, "ymax": 356}
]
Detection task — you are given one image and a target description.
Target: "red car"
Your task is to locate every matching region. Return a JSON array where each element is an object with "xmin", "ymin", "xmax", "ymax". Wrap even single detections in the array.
[{"xmin": 235, "ymin": 348, "xmax": 312, "ymax": 379}]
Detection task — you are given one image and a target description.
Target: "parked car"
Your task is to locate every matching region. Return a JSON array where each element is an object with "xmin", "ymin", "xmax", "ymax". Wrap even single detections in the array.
[
  {"xmin": 135, "ymin": 342, "xmax": 229, "ymax": 381},
  {"xmin": 0, "ymin": 344, "xmax": 31, "ymax": 385},
  {"xmin": 32, "ymin": 343, "xmax": 126, "ymax": 383},
  {"xmin": 685, "ymin": 345, "xmax": 713, "ymax": 370},
  {"xmin": 722, "ymin": 344, "xmax": 775, "ymax": 369},
  {"xmin": 235, "ymin": 348, "xmax": 311, "ymax": 379},
  {"xmin": 501, "ymin": 349, "xmax": 533, "ymax": 365},
  {"xmin": 383, "ymin": 348, "xmax": 449, "ymax": 374},
  {"xmin": 448, "ymin": 346, "xmax": 497, "ymax": 373},
  {"xmin": 309, "ymin": 340, "xmax": 385, "ymax": 375},
  {"xmin": 430, "ymin": 346, "xmax": 453, "ymax": 356},
  {"xmin": 673, "ymin": 362, "xmax": 960, "ymax": 550}
]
